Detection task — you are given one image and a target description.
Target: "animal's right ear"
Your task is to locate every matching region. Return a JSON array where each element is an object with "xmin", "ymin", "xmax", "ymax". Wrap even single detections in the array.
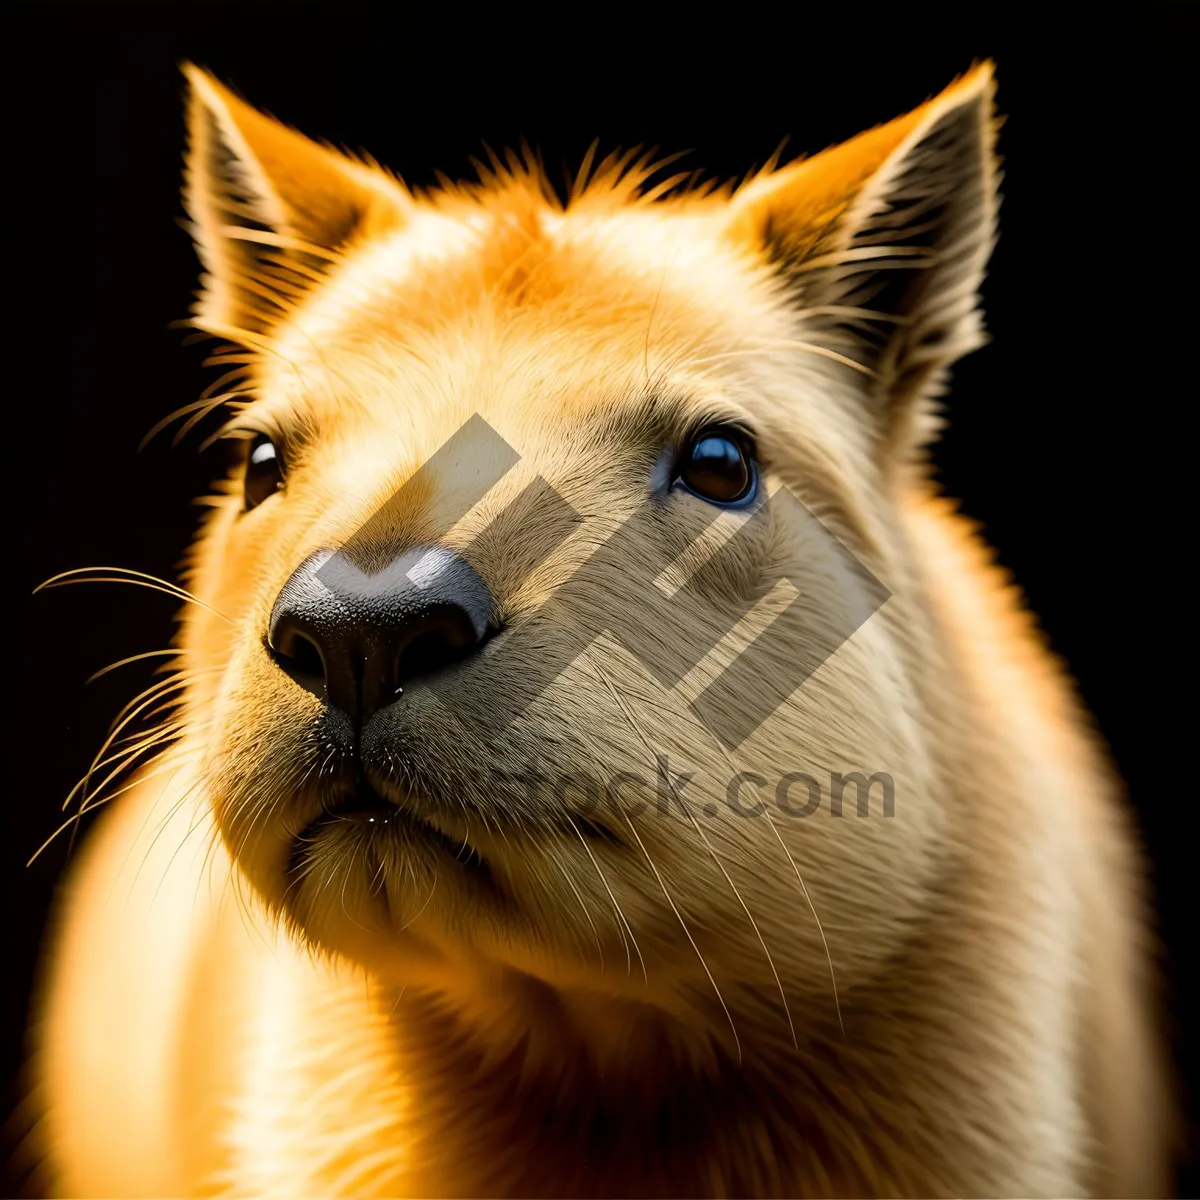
[{"xmin": 182, "ymin": 64, "xmax": 409, "ymax": 339}]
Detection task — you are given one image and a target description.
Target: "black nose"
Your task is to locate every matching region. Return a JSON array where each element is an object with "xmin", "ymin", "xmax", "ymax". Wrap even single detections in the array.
[{"xmin": 268, "ymin": 545, "xmax": 494, "ymax": 725}]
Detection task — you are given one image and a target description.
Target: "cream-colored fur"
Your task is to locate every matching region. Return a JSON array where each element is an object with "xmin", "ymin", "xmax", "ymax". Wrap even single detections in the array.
[{"xmin": 28, "ymin": 62, "xmax": 1172, "ymax": 1196}]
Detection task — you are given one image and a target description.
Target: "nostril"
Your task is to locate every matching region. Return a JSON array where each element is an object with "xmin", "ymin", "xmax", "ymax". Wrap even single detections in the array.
[
  {"xmin": 286, "ymin": 632, "xmax": 325, "ymax": 680},
  {"xmin": 268, "ymin": 624, "xmax": 325, "ymax": 683},
  {"xmin": 396, "ymin": 617, "xmax": 480, "ymax": 683},
  {"xmin": 397, "ymin": 630, "xmax": 455, "ymax": 682}
]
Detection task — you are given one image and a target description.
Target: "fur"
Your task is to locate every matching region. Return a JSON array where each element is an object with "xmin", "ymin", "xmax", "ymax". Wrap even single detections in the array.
[{"xmin": 26, "ymin": 62, "xmax": 1173, "ymax": 1196}]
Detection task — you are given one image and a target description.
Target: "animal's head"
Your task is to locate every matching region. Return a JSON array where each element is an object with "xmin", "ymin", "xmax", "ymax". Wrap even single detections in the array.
[{"xmin": 179, "ymin": 64, "xmax": 997, "ymax": 1059}]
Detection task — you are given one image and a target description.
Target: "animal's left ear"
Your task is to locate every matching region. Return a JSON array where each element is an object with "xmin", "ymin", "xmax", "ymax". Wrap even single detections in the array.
[{"xmin": 724, "ymin": 62, "xmax": 999, "ymax": 455}]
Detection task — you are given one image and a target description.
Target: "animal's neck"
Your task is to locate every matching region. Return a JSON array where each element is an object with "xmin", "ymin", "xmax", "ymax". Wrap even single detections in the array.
[{"xmin": 383, "ymin": 980, "xmax": 852, "ymax": 1197}]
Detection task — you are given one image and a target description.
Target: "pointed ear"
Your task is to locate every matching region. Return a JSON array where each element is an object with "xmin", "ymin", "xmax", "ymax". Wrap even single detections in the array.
[
  {"xmin": 182, "ymin": 64, "xmax": 408, "ymax": 338},
  {"xmin": 724, "ymin": 63, "xmax": 999, "ymax": 452}
]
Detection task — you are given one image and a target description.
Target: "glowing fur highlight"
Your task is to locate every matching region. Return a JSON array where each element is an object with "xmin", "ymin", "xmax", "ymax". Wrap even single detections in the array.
[{"xmin": 28, "ymin": 62, "xmax": 1173, "ymax": 1197}]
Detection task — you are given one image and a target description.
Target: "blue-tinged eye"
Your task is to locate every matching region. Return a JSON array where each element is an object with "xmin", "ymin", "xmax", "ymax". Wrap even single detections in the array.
[{"xmin": 674, "ymin": 427, "xmax": 757, "ymax": 506}]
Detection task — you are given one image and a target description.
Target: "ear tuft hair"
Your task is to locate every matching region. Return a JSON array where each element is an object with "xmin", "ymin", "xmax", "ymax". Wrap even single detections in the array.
[
  {"xmin": 181, "ymin": 63, "xmax": 408, "ymax": 339},
  {"xmin": 725, "ymin": 63, "xmax": 1000, "ymax": 455}
]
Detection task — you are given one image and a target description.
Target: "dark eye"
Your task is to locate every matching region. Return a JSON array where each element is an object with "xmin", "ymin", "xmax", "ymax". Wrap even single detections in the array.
[
  {"xmin": 243, "ymin": 434, "xmax": 284, "ymax": 511},
  {"xmin": 675, "ymin": 426, "xmax": 757, "ymax": 506}
]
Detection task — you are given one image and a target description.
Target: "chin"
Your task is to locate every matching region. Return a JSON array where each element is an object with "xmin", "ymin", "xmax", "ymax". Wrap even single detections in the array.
[
  {"xmin": 241, "ymin": 772, "xmax": 615, "ymax": 1001},
  {"xmin": 263, "ymin": 780, "xmax": 485, "ymax": 960}
]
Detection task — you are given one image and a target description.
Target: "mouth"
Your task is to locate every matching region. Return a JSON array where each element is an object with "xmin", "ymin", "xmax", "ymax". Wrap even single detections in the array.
[{"xmin": 290, "ymin": 779, "xmax": 490, "ymax": 880}]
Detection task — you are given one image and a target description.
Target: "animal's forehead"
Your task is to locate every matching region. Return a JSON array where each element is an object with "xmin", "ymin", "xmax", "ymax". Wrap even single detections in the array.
[{"xmin": 260, "ymin": 196, "xmax": 792, "ymax": 419}]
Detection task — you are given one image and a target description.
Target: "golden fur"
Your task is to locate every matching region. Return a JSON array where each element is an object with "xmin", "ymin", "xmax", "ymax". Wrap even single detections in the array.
[{"xmin": 27, "ymin": 62, "xmax": 1172, "ymax": 1196}]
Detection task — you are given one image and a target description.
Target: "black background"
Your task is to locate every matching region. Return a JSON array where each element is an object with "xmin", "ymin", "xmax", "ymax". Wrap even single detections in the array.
[{"xmin": 5, "ymin": 2, "xmax": 1195, "ymax": 1191}]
